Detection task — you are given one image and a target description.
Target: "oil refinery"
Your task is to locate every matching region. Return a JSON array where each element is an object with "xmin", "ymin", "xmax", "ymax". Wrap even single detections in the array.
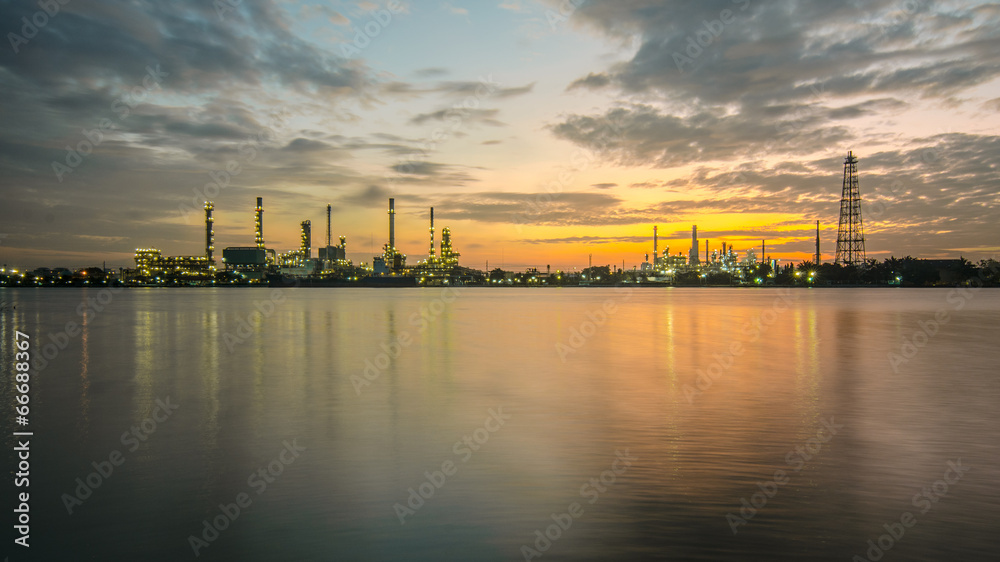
[
  {"xmin": 120, "ymin": 192, "xmax": 796, "ymax": 287},
  {"xmin": 124, "ymin": 196, "xmax": 473, "ymax": 286},
  {"xmin": 7, "ymin": 151, "xmax": 969, "ymax": 288}
]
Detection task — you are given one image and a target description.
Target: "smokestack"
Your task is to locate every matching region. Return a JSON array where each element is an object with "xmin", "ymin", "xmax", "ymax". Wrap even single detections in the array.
[
  {"xmin": 815, "ymin": 220, "xmax": 821, "ymax": 264},
  {"xmin": 722, "ymin": 241, "xmax": 726, "ymax": 256},
  {"xmin": 690, "ymin": 225, "xmax": 700, "ymax": 265},
  {"xmin": 705, "ymin": 239, "xmax": 709, "ymax": 263},
  {"xmin": 300, "ymin": 220, "xmax": 311, "ymax": 260},
  {"xmin": 762, "ymin": 239, "xmax": 766, "ymax": 262},
  {"xmin": 429, "ymin": 207, "xmax": 435, "ymax": 258},
  {"xmin": 653, "ymin": 225, "xmax": 658, "ymax": 262},
  {"xmin": 388, "ymin": 198, "xmax": 395, "ymax": 250},
  {"xmin": 326, "ymin": 204, "xmax": 332, "ymax": 248},
  {"xmin": 255, "ymin": 197, "xmax": 265, "ymax": 249},
  {"xmin": 204, "ymin": 201, "xmax": 214, "ymax": 266}
]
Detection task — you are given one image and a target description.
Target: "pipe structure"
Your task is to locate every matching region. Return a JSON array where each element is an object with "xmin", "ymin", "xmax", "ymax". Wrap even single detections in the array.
[
  {"xmin": 204, "ymin": 201, "xmax": 214, "ymax": 266},
  {"xmin": 429, "ymin": 207, "xmax": 435, "ymax": 259},
  {"xmin": 653, "ymin": 225, "xmax": 658, "ymax": 263},
  {"xmin": 815, "ymin": 220, "xmax": 821, "ymax": 264},
  {"xmin": 690, "ymin": 225, "xmax": 699, "ymax": 265},
  {"xmin": 388, "ymin": 198, "xmax": 395, "ymax": 250},
  {"xmin": 300, "ymin": 220, "xmax": 311, "ymax": 260},
  {"xmin": 255, "ymin": 197, "xmax": 265, "ymax": 250}
]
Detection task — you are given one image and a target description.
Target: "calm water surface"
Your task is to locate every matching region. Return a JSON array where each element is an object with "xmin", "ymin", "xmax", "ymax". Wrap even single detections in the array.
[{"xmin": 1, "ymin": 287, "xmax": 998, "ymax": 561}]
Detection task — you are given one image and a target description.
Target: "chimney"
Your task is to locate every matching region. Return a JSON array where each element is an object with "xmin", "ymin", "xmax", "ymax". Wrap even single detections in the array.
[
  {"xmin": 429, "ymin": 207, "xmax": 435, "ymax": 258},
  {"xmin": 326, "ymin": 204, "xmax": 332, "ymax": 248},
  {"xmin": 388, "ymin": 198, "xmax": 395, "ymax": 250},
  {"xmin": 653, "ymin": 225, "xmax": 658, "ymax": 262},
  {"xmin": 204, "ymin": 201, "xmax": 214, "ymax": 266},
  {"xmin": 690, "ymin": 225, "xmax": 700, "ymax": 265},
  {"xmin": 255, "ymin": 197, "xmax": 265, "ymax": 249},
  {"xmin": 815, "ymin": 220, "xmax": 821, "ymax": 264}
]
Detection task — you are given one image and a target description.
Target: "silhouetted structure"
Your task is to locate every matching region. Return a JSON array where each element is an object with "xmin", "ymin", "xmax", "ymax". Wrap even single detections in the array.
[
  {"xmin": 300, "ymin": 220, "xmax": 311, "ymax": 260},
  {"xmin": 255, "ymin": 197, "xmax": 265, "ymax": 250},
  {"xmin": 689, "ymin": 225, "xmax": 699, "ymax": 265},
  {"xmin": 815, "ymin": 220, "xmax": 820, "ymax": 265},
  {"xmin": 835, "ymin": 151, "xmax": 866, "ymax": 266},
  {"xmin": 205, "ymin": 201, "xmax": 215, "ymax": 269}
]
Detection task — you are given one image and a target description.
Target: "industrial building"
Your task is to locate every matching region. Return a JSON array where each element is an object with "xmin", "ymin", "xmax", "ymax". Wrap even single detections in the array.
[
  {"xmin": 373, "ymin": 198, "xmax": 407, "ymax": 274},
  {"xmin": 221, "ymin": 197, "xmax": 276, "ymax": 280},
  {"xmin": 407, "ymin": 205, "xmax": 464, "ymax": 283},
  {"xmin": 125, "ymin": 194, "xmax": 464, "ymax": 285},
  {"xmin": 317, "ymin": 204, "xmax": 348, "ymax": 265},
  {"xmin": 635, "ymin": 224, "xmax": 782, "ymax": 284},
  {"xmin": 130, "ymin": 201, "xmax": 216, "ymax": 283}
]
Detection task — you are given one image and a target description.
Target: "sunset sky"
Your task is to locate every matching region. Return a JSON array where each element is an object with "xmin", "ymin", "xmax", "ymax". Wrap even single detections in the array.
[{"xmin": 1, "ymin": 0, "xmax": 999, "ymax": 271}]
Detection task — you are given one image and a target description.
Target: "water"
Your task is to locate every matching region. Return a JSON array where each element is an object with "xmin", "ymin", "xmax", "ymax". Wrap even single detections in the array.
[{"xmin": 2, "ymin": 287, "xmax": 998, "ymax": 561}]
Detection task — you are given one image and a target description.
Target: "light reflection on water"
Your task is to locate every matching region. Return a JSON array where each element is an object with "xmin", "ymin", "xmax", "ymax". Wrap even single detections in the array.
[{"xmin": 0, "ymin": 287, "xmax": 998, "ymax": 561}]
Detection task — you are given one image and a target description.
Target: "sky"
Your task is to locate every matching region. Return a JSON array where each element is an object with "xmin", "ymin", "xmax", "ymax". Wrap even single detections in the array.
[{"xmin": 1, "ymin": 0, "xmax": 999, "ymax": 271}]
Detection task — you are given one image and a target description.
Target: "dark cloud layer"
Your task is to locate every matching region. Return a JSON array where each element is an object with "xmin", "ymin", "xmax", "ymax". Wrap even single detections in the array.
[{"xmin": 1, "ymin": 0, "xmax": 998, "ymax": 266}]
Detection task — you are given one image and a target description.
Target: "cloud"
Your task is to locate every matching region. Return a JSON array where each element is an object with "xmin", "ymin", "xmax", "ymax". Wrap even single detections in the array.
[
  {"xmin": 391, "ymin": 161, "xmax": 448, "ymax": 175},
  {"xmin": 562, "ymin": 1, "xmax": 1000, "ymax": 107},
  {"xmin": 339, "ymin": 184, "xmax": 395, "ymax": 208},
  {"xmin": 414, "ymin": 67, "xmax": 449, "ymax": 78},
  {"xmin": 409, "ymin": 108, "xmax": 503, "ymax": 126},
  {"xmin": 567, "ymin": 72, "xmax": 612, "ymax": 91},
  {"xmin": 499, "ymin": 0, "xmax": 529, "ymax": 13},
  {"xmin": 516, "ymin": 235, "xmax": 653, "ymax": 245},
  {"xmin": 591, "ymin": 183, "xmax": 617, "ymax": 189},
  {"xmin": 548, "ymin": 103, "xmax": 854, "ymax": 168},
  {"xmin": 442, "ymin": 3, "xmax": 468, "ymax": 16},
  {"xmin": 283, "ymin": 138, "xmax": 331, "ymax": 152}
]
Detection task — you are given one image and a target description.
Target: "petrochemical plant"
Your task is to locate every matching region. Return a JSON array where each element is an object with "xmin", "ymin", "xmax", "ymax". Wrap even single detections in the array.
[
  {"xmin": 115, "ymin": 151, "xmax": 870, "ymax": 286},
  {"xmin": 13, "ymin": 151, "xmax": 968, "ymax": 288},
  {"xmin": 124, "ymin": 196, "xmax": 473, "ymax": 286}
]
